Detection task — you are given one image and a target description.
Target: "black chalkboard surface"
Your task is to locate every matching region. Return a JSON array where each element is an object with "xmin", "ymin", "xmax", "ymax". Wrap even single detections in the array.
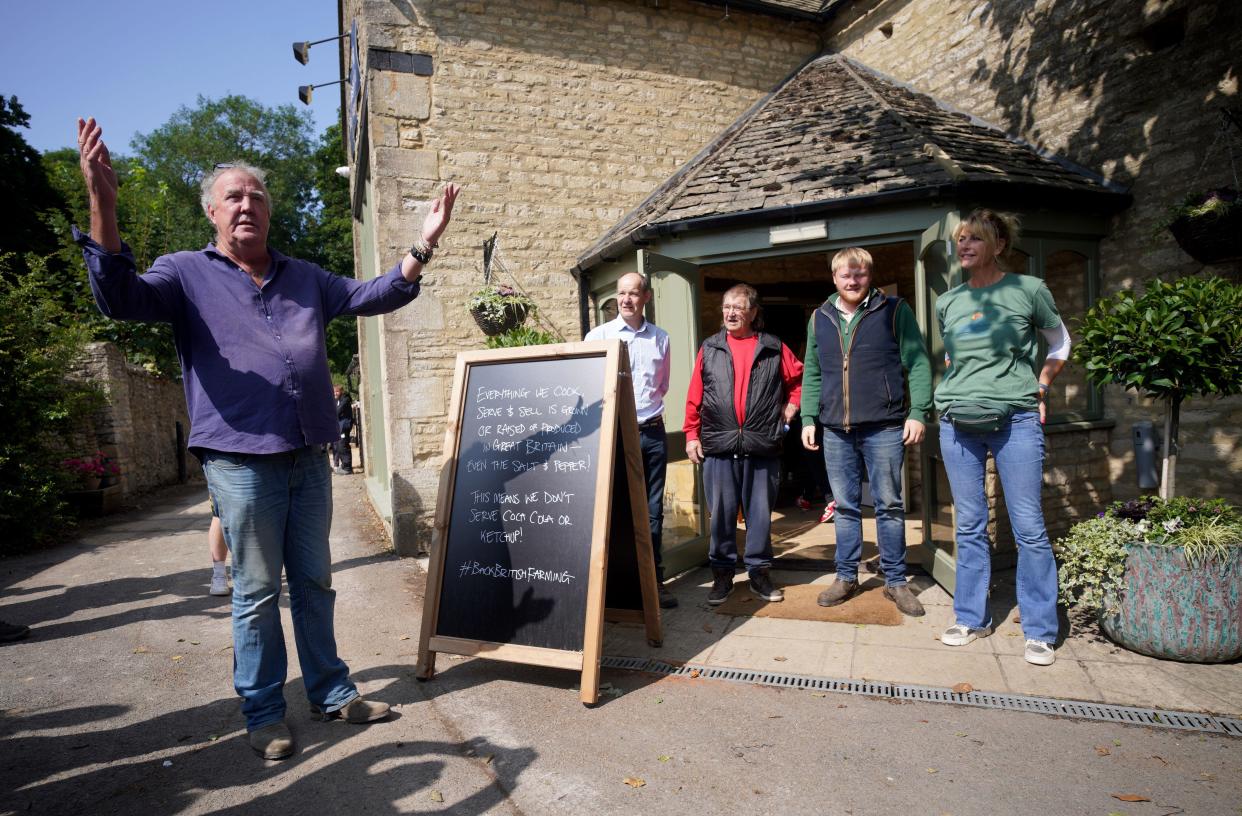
[
  {"xmin": 416, "ymin": 341, "xmax": 662, "ymax": 705},
  {"xmin": 436, "ymin": 355, "xmax": 604, "ymax": 652}
]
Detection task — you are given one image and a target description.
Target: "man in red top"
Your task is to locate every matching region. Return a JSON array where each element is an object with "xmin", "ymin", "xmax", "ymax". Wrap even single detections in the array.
[{"xmin": 685, "ymin": 284, "xmax": 802, "ymax": 605}]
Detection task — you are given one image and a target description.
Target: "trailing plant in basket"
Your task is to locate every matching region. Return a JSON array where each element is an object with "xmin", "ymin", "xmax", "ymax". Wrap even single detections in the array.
[
  {"xmin": 1057, "ymin": 496, "xmax": 1242, "ymax": 614},
  {"xmin": 468, "ymin": 284, "xmax": 535, "ymax": 335}
]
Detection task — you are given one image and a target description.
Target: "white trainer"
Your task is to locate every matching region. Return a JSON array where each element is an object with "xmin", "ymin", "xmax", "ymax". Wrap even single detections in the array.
[
  {"xmin": 1024, "ymin": 639, "xmax": 1056, "ymax": 666},
  {"xmin": 209, "ymin": 571, "xmax": 230, "ymax": 596},
  {"xmin": 940, "ymin": 624, "xmax": 992, "ymax": 646}
]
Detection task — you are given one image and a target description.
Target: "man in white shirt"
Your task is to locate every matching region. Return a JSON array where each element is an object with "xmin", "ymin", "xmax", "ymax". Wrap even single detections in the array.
[{"xmin": 585, "ymin": 272, "xmax": 676, "ymax": 608}]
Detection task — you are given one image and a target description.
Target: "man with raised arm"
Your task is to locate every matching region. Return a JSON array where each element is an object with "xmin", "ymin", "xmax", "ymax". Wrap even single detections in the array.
[
  {"xmin": 75, "ymin": 117, "xmax": 459, "ymax": 760},
  {"xmin": 585, "ymin": 272, "xmax": 676, "ymax": 608}
]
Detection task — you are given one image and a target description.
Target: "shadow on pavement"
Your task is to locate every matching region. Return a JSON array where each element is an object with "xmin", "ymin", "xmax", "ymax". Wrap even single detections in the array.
[{"xmin": 0, "ymin": 669, "xmax": 537, "ymax": 815}]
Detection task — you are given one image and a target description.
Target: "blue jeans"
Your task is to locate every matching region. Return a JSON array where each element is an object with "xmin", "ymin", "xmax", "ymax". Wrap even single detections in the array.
[
  {"xmin": 638, "ymin": 422, "xmax": 667, "ymax": 575},
  {"xmin": 939, "ymin": 412, "xmax": 1059, "ymax": 643},
  {"xmin": 703, "ymin": 454, "xmax": 780, "ymax": 572},
  {"xmin": 204, "ymin": 447, "xmax": 357, "ymax": 731},
  {"xmin": 821, "ymin": 424, "xmax": 907, "ymax": 586}
]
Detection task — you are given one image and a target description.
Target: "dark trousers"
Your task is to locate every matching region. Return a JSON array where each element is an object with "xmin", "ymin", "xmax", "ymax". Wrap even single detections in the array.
[
  {"xmin": 638, "ymin": 422, "xmax": 667, "ymax": 576},
  {"xmin": 703, "ymin": 454, "xmax": 780, "ymax": 572},
  {"xmin": 333, "ymin": 420, "xmax": 353, "ymax": 469}
]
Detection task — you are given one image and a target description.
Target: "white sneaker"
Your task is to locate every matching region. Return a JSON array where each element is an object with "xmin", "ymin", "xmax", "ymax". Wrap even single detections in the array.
[
  {"xmin": 1024, "ymin": 639, "xmax": 1055, "ymax": 666},
  {"xmin": 209, "ymin": 572, "xmax": 230, "ymax": 596},
  {"xmin": 940, "ymin": 624, "xmax": 992, "ymax": 646}
]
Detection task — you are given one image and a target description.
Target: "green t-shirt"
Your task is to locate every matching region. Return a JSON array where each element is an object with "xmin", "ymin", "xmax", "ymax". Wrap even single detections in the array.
[{"xmin": 934, "ymin": 273, "xmax": 1062, "ymax": 412}]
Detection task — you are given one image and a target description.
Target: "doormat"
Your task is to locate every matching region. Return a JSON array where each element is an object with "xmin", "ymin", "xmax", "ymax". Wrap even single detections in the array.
[{"xmin": 713, "ymin": 582, "xmax": 903, "ymax": 626}]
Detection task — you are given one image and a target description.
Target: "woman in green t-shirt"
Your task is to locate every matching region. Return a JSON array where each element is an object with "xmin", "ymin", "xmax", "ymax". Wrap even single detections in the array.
[{"xmin": 934, "ymin": 209, "xmax": 1071, "ymax": 667}]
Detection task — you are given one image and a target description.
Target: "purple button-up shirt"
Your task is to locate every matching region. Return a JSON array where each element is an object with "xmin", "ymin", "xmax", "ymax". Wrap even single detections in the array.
[{"xmin": 75, "ymin": 227, "xmax": 418, "ymax": 455}]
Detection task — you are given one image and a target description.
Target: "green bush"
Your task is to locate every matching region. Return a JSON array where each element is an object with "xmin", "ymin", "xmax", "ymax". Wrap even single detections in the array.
[
  {"xmin": 1056, "ymin": 516, "xmax": 1140, "ymax": 613},
  {"xmin": 1073, "ymin": 275, "xmax": 1242, "ymax": 497},
  {"xmin": 0, "ymin": 255, "xmax": 103, "ymax": 552},
  {"xmin": 485, "ymin": 325, "xmax": 560, "ymax": 349}
]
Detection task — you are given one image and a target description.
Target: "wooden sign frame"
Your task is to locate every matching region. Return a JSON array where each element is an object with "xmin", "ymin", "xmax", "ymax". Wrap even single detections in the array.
[{"xmin": 415, "ymin": 340, "xmax": 662, "ymax": 705}]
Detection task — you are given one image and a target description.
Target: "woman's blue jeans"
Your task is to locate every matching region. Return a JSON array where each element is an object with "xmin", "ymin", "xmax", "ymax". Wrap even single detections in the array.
[
  {"xmin": 204, "ymin": 447, "xmax": 357, "ymax": 731},
  {"xmin": 939, "ymin": 412, "xmax": 1059, "ymax": 643}
]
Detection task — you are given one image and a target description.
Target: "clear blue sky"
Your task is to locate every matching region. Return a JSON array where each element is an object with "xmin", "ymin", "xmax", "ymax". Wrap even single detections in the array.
[{"xmin": 2, "ymin": 0, "xmax": 343, "ymax": 154}]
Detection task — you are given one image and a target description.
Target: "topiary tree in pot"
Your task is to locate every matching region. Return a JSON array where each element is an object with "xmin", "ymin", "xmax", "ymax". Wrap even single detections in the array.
[{"xmin": 1074, "ymin": 275, "xmax": 1242, "ymax": 499}]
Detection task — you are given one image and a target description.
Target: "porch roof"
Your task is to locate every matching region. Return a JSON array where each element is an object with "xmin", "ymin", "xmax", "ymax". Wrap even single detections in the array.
[{"xmin": 576, "ymin": 53, "xmax": 1129, "ymax": 273}]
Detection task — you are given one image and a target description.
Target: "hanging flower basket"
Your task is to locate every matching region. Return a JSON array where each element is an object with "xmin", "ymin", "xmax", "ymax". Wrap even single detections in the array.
[
  {"xmin": 468, "ymin": 285, "xmax": 534, "ymax": 336},
  {"xmin": 469, "ymin": 300, "xmax": 530, "ymax": 335},
  {"xmin": 1167, "ymin": 188, "xmax": 1242, "ymax": 265}
]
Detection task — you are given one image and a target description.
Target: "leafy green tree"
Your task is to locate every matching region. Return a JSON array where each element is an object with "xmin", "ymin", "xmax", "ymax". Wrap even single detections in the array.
[
  {"xmin": 1075, "ymin": 275, "xmax": 1242, "ymax": 498},
  {"xmin": 304, "ymin": 123, "xmax": 359, "ymax": 379},
  {"xmin": 0, "ymin": 95, "xmax": 67, "ymax": 275},
  {"xmin": 0, "ymin": 254, "xmax": 102, "ymax": 551},
  {"xmin": 131, "ymin": 94, "xmax": 317, "ymax": 255}
]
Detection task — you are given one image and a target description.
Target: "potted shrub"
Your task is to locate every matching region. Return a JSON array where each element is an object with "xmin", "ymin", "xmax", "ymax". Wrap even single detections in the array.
[
  {"xmin": 1074, "ymin": 274, "xmax": 1242, "ymax": 498},
  {"xmin": 1057, "ymin": 496, "xmax": 1242, "ymax": 662}
]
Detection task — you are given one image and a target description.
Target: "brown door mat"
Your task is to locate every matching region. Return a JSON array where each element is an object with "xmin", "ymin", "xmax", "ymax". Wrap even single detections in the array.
[{"xmin": 713, "ymin": 581, "xmax": 903, "ymax": 626}]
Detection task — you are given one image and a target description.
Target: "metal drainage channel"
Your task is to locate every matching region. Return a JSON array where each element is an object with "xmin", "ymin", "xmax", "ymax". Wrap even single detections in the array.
[{"xmin": 600, "ymin": 655, "xmax": 1242, "ymax": 737}]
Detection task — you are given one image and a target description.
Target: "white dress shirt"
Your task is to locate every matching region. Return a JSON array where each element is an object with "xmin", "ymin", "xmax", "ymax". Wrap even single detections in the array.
[{"xmin": 585, "ymin": 316, "xmax": 671, "ymax": 424}]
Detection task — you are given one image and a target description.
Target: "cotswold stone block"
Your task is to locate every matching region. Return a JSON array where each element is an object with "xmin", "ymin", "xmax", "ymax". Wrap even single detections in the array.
[{"xmin": 374, "ymin": 146, "xmax": 439, "ymax": 180}]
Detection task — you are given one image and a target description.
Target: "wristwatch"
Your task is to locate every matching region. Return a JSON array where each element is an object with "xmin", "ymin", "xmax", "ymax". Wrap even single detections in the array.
[{"xmin": 1037, "ymin": 383, "xmax": 1051, "ymax": 398}]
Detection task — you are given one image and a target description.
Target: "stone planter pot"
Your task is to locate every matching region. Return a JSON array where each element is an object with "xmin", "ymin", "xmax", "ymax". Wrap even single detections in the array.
[
  {"xmin": 1099, "ymin": 542, "xmax": 1242, "ymax": 663},
  {"xmin": 64, "ymin": 483, "xmax": 122, "ymax": 518}
]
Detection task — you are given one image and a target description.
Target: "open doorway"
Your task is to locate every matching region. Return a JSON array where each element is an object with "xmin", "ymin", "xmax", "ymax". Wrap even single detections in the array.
[{"xmin": 696, "ymin": 241, "xmax": 926, "ymax": 570}]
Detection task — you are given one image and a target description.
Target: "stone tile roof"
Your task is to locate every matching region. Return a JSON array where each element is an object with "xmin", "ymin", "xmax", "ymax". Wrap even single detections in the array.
[
  {"xmin": 706, "ymin": 0, "xmax": 836, "ymax": 19},
  {"xmin": 578, "ymin": 54, "xmax": 1127, "ymax": 269}
]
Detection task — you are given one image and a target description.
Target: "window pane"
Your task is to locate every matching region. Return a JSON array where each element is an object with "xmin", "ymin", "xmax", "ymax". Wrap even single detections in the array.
[
  {"xmin": 599, "ymin": 297, "xmax": 618, "ymax": 325},
  {"xmin": 1044, "ymin": 249, "xmax": 1092, "ymax": 418}
]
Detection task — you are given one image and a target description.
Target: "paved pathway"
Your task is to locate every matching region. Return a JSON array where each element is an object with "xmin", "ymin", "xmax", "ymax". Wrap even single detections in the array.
[{"xmin": 1, "ymin": 476, "xmax": 1239, "ymax": 815}]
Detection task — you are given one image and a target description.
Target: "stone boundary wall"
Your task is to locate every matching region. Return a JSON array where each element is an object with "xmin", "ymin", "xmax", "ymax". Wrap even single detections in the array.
[
  {"xmin": 346, "ymin": 0, "xmax": 822, "ymax": 553},
  {"xmin": 77, "ymin": 342, "xmax": 200, "ymax": 497},
  {"xmin": 828, "ymin": 0, "xmax": 1241, "ymax": 504}
]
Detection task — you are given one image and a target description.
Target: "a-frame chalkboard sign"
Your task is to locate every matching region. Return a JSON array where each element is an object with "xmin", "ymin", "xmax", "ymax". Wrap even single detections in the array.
[{"xmin": 415, "ymin": 340, "xmax": 662, "ymax": 705}]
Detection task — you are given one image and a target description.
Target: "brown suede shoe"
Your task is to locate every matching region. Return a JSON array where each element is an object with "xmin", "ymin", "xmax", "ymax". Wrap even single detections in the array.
[
  {"xmin": 249, "ymin": 722, "xmax": 294, "ymax": 760},
  {"xmin": 658, "ymin": 584, "xmax": 679, "ymax": 609},
  {"xmin": 883, "ymin": 584, "xmax": 926, "ymax": 617},
  {"xmin": 313, "ymin": 696, "xmax": 391, "ymax": 723},
  {"xmin": 816, "ymin": 578, "xmax": 858, "ymax": 607}
]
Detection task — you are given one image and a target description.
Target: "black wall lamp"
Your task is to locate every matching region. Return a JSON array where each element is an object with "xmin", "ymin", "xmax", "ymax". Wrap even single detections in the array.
[
  {"xmin": 293, "ymin": 31, "xmax": 350, "ymax": 105},
  {"xmin": 292, "ymin": 32, "xmax": 349, "ymax": 65},
  {"xmin": 298, "ymin": 80, "xmax": 345, "ymax": 106}
]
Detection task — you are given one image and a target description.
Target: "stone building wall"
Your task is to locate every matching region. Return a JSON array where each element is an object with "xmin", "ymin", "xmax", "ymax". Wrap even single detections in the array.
[
  {"xmin": 345, "ymin": 0, "xmax": 821, "ymax": 552},
  {"xmin": 77, "ymin": 342, "xmax": 199, "ymax": 497},
  {"xmin": 827, "ymin": 0, "xmax": 1242, "ymax": 505}
]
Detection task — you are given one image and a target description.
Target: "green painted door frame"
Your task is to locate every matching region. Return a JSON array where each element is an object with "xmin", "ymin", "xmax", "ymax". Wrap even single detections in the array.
[
  {"xmin": 355, "ymin": 172, "xmax": 391, "ymax": 524},
  {"xmin": 914, "ymin": 211, "xmax": 962, "ymax": 595},
  {"xmin": 639, "ymin": 250, "xmax": 708, "ymax": 578}
]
